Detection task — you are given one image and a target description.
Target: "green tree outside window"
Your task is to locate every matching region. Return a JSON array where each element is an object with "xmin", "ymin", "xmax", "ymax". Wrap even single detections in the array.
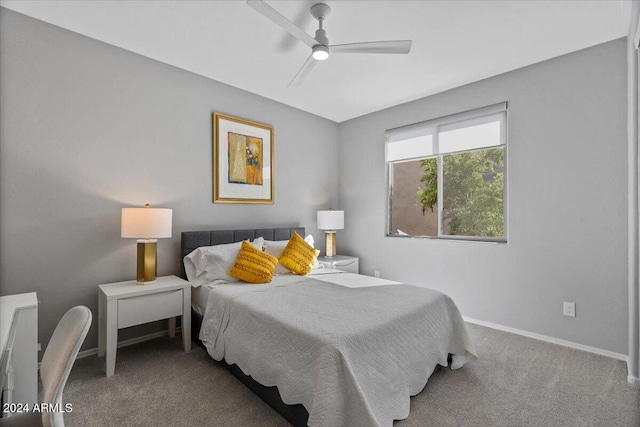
[{"xmin": 416, "ymin": 147, "xmax": 504, "ymax": 237}]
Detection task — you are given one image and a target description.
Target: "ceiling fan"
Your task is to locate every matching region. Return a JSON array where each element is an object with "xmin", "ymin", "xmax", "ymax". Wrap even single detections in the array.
[{"xmin": 246, "ymin": 0, "xmax": 412, "ymax": 87}]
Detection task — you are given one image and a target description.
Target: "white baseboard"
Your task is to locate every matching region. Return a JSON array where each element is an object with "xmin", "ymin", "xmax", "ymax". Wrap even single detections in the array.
[
  {"xmin": 76, "ymin": 327, "xmax": 183, "ymax": 360},
  {"xmin": 463, "ymin": 317, "xmax": 628, "ymax": 362},
  {"xmin": 628, "ymin": 375, "xmax": 640, "ymax": 388}
]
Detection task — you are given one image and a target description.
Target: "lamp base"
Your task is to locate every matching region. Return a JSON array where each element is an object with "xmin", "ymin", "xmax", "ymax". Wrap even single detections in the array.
[
  {"xmin": 136, "ymin": 239, "xmax": 158, "ymax": 284},
  {"xmin": 324, "ymin": 231, "xmax": 337, "ymax": 258}
]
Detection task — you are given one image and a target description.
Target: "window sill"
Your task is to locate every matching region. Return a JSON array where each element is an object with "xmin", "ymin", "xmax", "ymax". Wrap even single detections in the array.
[{"xmin": 386, "ymin": 234, "xmax": 507, "ymax": 244}]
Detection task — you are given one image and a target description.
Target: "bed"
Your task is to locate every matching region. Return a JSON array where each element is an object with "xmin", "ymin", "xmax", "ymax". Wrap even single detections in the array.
[{"xmin": 181, "ymin": 227, "xmax": 476, "ymax": 427}]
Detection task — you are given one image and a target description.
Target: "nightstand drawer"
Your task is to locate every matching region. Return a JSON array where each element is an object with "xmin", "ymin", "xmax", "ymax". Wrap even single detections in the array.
[{"xmin": 118, "ymin": 289, "xmax": 183, "ymax": 328}]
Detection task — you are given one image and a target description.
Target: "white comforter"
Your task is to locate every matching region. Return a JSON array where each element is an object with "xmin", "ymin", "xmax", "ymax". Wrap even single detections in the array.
[{"xmin": 199, "ymin": 273, "xmax": 476, "ymax": 427}]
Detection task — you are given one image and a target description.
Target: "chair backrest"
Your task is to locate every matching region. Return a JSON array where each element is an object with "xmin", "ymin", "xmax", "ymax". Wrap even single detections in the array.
[{"xmin": 39, "ymin": 306, "xmax": 92, "ymax": 427}]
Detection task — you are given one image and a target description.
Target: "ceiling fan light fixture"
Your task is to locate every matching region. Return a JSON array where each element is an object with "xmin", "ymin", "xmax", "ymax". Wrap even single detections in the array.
[{"xmin": 312, "ymin": 45, "xmax": 329, "ymax": 61}]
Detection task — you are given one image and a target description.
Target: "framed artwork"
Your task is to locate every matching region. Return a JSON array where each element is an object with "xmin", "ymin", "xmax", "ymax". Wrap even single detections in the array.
[{"xmin": 213, "ymin": 113, "xmax": 274, "ymax": 204}]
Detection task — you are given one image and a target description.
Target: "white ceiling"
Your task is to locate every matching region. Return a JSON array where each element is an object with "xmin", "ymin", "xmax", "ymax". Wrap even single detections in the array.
[{"xmin": 0, "ymin": 0, "xmax": 631, "ymax": 123}]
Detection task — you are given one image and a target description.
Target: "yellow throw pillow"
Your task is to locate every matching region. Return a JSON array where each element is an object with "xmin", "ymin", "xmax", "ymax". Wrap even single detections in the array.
[
  {"xmin": 279, "ymin": 231, "xmax": 320, "ymax": 275},
  {"xmin": 228, "ymin": 241, "xmax": 278, "ymax": 284}
]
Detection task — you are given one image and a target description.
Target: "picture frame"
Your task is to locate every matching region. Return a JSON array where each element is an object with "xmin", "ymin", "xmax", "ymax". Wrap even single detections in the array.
[{"xmin": 213, "ymin": 113, "xmax": 274, "ymax": 204}]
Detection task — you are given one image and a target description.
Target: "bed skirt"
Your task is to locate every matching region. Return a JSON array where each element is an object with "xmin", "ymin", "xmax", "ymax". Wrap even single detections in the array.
[{"xmin": 192, "ymin": 309, "xmax": 310, "ymax": 426}]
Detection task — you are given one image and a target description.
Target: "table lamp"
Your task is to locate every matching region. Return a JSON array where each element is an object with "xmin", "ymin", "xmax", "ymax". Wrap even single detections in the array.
[
  {"xmin": 121, "ymin": 204, "xmax": 172, "ymax": 284},
  {"xmin": 317, "ymin": 210, "xmax": 344, "ymax": 258}
]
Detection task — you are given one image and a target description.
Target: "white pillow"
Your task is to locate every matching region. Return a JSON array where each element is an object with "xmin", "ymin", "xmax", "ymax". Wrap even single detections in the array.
[
  {"xmin": 264, "ymin": 235, "xmax": 318, "ymax": 275},
  {"xmin": 304, "ymin": 234, "xmax": 314, "ymax": 247},
  {"xmin": 184, "ymin": 237, "xmax": 264, "ymax": 287},
  {"xmin": 263, "ymin": 240, "xmax": 291, "ymax": 275}
]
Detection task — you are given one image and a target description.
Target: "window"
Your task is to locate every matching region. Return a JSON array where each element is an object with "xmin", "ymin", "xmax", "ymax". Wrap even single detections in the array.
[{"xmin": 386, "ymin": 103, "xmax": 507, "ymax": 241}]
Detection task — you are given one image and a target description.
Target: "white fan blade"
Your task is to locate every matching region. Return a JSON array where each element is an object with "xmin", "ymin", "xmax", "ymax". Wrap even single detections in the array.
[
  {"xmin": 330, "ymin": 40, "xmax": 412, "ymax": 54},
  {"xmin": 247, "ymin": 0, "xmax": 317, "ymax": 48},
  {"xmin": 288, "ymin": 54, "xmax": 316, "ymax": 88}
]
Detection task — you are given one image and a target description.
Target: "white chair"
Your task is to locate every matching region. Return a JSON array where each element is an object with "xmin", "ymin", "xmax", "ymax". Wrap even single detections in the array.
[{"xmin": 0, "ymin": 306, "xmax": 92, "ymax": 427}]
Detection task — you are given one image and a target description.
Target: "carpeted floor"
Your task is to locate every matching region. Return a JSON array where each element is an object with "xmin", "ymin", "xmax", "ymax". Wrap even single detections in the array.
[{"xmin": 61, "ymin": 323, "xmax": 640, "ymax": 427}]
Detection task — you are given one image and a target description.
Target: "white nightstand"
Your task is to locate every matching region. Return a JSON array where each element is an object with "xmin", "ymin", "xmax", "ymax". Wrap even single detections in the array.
[
  {"xmin": 317, "ymin": 255, "xmax": 359, "ymax": 274},
  {"xmin": 98, "ymin": 275, "xmax": 191, "ymax": 377}
]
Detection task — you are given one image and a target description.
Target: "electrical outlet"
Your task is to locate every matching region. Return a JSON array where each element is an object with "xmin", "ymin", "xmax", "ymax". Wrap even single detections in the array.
[
  {"xmin": 563, "ymin": 302, "xmax": 576, "ymax": 317},
  {"xmin": 374, "ymin": 271, "xmax": 380, "ymax": 278}
]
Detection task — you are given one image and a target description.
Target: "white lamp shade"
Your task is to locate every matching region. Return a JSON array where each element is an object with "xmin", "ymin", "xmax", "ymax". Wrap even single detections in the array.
[
  {"xmin": 317, "ymin": 210, "xmax": 344, "ymax": 231},
  {"xmin": 121, "ymin": 207, "xmax": 173, "ymax": 239}
]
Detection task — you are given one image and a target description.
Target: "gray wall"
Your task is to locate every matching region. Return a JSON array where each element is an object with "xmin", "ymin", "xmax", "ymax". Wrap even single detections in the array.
[
  {"xmin": 0, "ymin": 9, "xmax": 339, "ymax": 352},
  {"xmin": 338, "ymin": 38, "xmax": 628, "ymax": 354}
]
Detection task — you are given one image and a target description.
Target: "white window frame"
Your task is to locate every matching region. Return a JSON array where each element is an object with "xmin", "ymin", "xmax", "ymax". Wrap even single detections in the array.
[{"xmin": 385, "ymin": 102, "xmax": 508, "ymax": 242}]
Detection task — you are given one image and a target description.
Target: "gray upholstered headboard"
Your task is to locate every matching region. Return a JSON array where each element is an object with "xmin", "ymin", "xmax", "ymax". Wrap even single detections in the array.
[{"xmin": 180, "ymin": 227, "xmax": 305, "ymax": 279}]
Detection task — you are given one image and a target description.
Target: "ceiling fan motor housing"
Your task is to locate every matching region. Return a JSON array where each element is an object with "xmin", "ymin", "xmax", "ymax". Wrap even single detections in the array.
[{"xmin": 315, "ymin": 28, "xmax": 328, "ymax": 46}]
